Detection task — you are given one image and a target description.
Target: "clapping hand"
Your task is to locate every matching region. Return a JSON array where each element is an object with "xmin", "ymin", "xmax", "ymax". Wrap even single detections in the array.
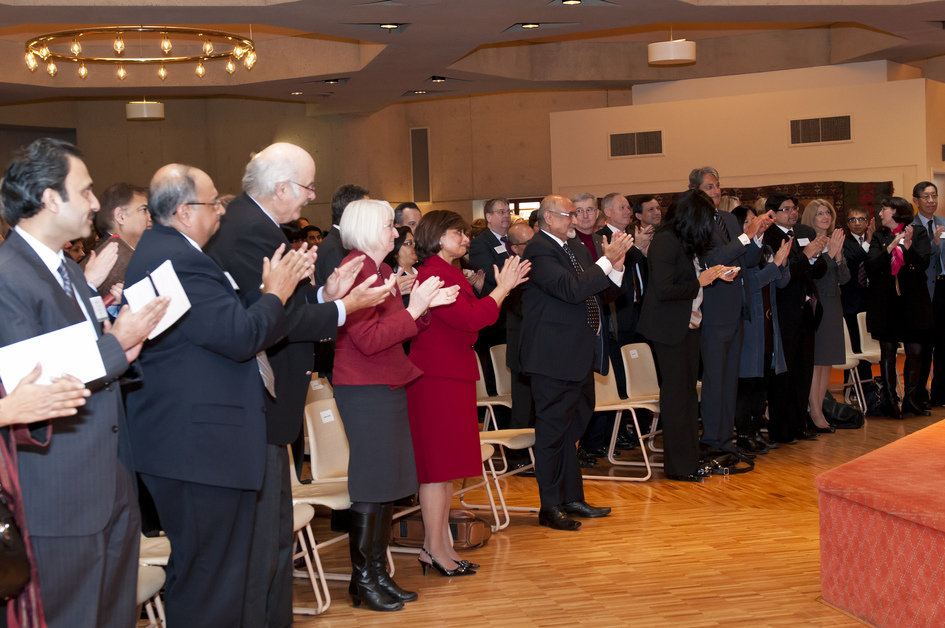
[
  {"xmin": 804, "ymin": 234, "xmax": 828, "ymax": 260},
  {"xmin": 774, "ymin": 237, "xmax": 792, "ymax": 267},
  {"xmin": 493, "ymin": 256, "xmax": 530, "ymax": 293},
  {"xmin": 602, "ymin": 231, "xmax": 633, "ymax": 270},
  {"xmin": 395, "ymin": 268, "xmax": 416, "ymax": 295},
  {"xmin": 827, "ymin": 229, "xmax": 845, "ymax": 260},
  {"xmin": 83, "ymin": 241, "xmax": 119, "ymax": 289},
  {"xmin": 323, "ymin": 255, "xmax": 365, "ymax": 302},
  {"xmin": 700, "ymin": 265, "xmax": 738, "ymax": 286}
]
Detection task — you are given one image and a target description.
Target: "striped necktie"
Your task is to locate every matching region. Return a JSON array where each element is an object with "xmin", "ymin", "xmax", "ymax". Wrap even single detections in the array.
[{"xmin": 562, "ymin": 243, "xmax": 601, "ymax": 334}]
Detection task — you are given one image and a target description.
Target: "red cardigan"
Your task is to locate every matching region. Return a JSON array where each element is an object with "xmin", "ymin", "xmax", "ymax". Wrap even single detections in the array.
[
  {"xmin": 408, "ymin": 254, "xmax": 500, "ymax": 382},
  {"xmin": 332, "ymin": 251, "xmax": 427, "ymax": 388}
]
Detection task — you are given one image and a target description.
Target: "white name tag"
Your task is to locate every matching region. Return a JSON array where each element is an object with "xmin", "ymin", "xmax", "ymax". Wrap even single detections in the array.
[
  {"xmin": 224, "ymin": 271, "xmax": 240, "ymax": 291},
  {"xmin": 494, "ymin": 244, "xmax": 507, "ymax": 254},
  {"xmin": 89, "ymin": 296, "xmax": 109, "ymax": 322},
  {"xmin": 319, "ymin": 409, "xmax": 335, "ymax": 424},
  {"xmin": 797, "ymin": 238, "xmax": 810, "ymax": 246}
]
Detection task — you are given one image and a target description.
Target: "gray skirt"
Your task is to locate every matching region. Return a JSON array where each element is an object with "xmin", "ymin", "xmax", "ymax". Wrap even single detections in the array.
[{"xmin": 334, "ymin": 384, "xmax": 418, "ymax": 503}]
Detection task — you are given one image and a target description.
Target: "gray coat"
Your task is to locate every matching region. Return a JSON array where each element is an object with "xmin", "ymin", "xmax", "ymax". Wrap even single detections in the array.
[{"xmin": 739, "ymin": 261, "xmax": 791, "ymax": 377}]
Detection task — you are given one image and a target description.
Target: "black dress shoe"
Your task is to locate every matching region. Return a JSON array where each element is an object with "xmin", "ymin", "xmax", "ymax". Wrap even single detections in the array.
[
  {"xmin": 794, "ymin": 430, "xmax": 820, "ymax": 441},
  {"xmin": 771, "ymin": 436, "xmax": 798, "ymax": 444},
  {"xmin": 538, "ymin": 506, "xmax": 581, "ymax": 531},
  {"xmin": 584, "ymin": 446, "xmax": 620, "ymax": 459},
  {"xmin": 737, "ymin": 436, "xmax": 769, "ymax": 455},
  {"xmin": 806, "ymin": 420, "xmax": 836, "ymax": 434},
  {"xmin": 576, "ymin": 447, "xmax": 597, "ymax": 468},
  {"xmin": 902, "ymin": 397, "xmax": 931, "ymax": 417},
  {"xmin": 562, "ymin": 501, "xmax": 611, "ymax": 518},
  {"xmin": 666, "ymin": 473, "xmax": 704, "ymax": 483},
  {"xmin": 918, "ymin": 398, "xmax": 932, "ymax": 411},
  {"xmin": 615, "ymin": 432, "xmax": 637, "ymax": 450}
]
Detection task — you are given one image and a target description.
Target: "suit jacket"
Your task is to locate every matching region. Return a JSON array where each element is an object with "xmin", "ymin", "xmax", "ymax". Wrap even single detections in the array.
[
  {"xmin": 125, "ymin": 223, "xmax": 288, "ymax": 491},
  {"xmin": 468, "ymin": 230, "xmax": 510, "ymax": 296},
  {"xmin": 409, "ymin": 254, "xmax": 500, "ymax": 382},
  {"xmin": 637, "ymin": 229, "xmax": 701, "ymax": 346},
  {"xmin": 763, "ymin": 224, "xmax": 827, "ymax": 331},
  {"xmin": 314, "ymin": 225, "xmax": 346, "ymax": 286},
  {"xmin": 912, "ymin": 213, "xmax": 945, "ymax": 298},
  {"xmin": 596, "ymin": 226, "xmax": 646, "ymax": 341},
  {"xmin": 701, "ymin": 210, "xmax": 760, "ymax": 325},
  {"xmin": 0, "ymin": 231, "xmax": 130, "ymax": 537},
  {"xmin": 840, "ymin": 233, "xmax": 870, "ymax": 315},
  {"xmin": 205, "ymin": 193, "xmax": 339, "ymax": 445},
  {"xmin": 519, "ymin": 230, "xmax": 617, "ymax": 381}
]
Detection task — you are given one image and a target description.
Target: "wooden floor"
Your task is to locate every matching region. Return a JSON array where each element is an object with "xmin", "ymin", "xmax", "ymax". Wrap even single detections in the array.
[{"xmin": 291, "ymin": 406, "xmax": 942, "ymax": 628}]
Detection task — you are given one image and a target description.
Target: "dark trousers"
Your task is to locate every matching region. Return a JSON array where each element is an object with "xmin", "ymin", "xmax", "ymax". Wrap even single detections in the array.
[
  {"xmin": 735, "ymin": 354, "xmax": 774, "ymax": 436},
  {"xmin": 242, "ymin": 444, "xmax": 294, "ymax": 628},
  {"xmin": 509, "ymin": 369, "xmax": 535, "ymax": 429},
  {"xmin": 531, "ymin": 371, "xmax": 595, "ymax": 509},
  {"xmin": 699, "ymin": 320, "xmax": 743, "ymax": 451},
  {"xmin": 142, "ymin": 473, "xmax": 257, "ymax": 628},
  {"xmin": 769, "ymin": 316, "xmax": 815, "ymax": 441},
  {"xmin": 651, "ymin": 329, "xmax": 701, "ymax": 477},
  {"xmin": 31, "ymin": 463, "xmax": 139, "ymax": 628},
  {"xmin": 918, "ymin": 279, "xmax": 945, "ymax": 404}
]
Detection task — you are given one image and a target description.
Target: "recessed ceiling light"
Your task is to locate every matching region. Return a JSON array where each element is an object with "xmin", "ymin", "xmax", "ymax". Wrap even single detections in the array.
[
  {"xmin": 291, "ymin": 91, "xmax": 303, "ymax": 95},
  {"xmin": 521, "ymin": 23, "xmax": 540, "ymax": 29},
  {"xmin": 430, "ymin": 76, "xmax": 446, "ymax": 83},
  {"xmin": 563, "ymin": 0, "xmax": 582, "ymax": 4},
  {"xmin": 380, "ymin": 23, "xmax": 400, "ymax": 29},
  {"xmin": 414, "ymin": 90, "xmax": 427, "ymax": 94},
  {"xmin": 325, "ymin": 79, "xmax": 339, "ymax": 84}
]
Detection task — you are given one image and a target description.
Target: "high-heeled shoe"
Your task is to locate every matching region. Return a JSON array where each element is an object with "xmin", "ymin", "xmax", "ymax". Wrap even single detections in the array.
[
  {"xmin": 806, "ymin": 417, "xmax": 836, "ymax": 434},
  {"xmin": 418, "ymin": 548, "xmax": 476, "ymax": 577},
  {"xmin": 456, "ymin": 559, "xmax": 480, "ymax": 570}
]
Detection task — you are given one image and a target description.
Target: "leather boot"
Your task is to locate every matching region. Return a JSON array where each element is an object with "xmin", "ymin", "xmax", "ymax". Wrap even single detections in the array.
[
  {"xmin": 879, "ymin": 356, "xmax": 902, "ymax": 419},
  {"xmin": 902, "ymin": 358, "xmax": 931, "ymax": 417},
  {"xmin": 348, "ymin": 511, "xmax": 404, "ymax": 611},
  {"xmin": 373, "ymin": 504, "xmax": 417, "ymax": 602}
]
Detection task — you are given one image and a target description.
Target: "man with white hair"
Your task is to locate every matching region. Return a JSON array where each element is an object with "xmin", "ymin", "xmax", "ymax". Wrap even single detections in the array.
[{"xmin": 206, "ymin": 142, "xmax": 388, "ymax": 628}]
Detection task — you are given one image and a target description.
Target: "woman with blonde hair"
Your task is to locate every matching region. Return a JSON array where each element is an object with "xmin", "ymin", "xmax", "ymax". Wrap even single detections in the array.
[{"xmin": 801, "ymin": 199, "xmax": 849, "ymax": 431}]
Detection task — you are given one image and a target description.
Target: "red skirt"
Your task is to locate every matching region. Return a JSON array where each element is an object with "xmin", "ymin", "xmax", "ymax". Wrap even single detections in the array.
[{"xmin": 406, "ymin": 375, "xmax": 483, "ymax": 483}]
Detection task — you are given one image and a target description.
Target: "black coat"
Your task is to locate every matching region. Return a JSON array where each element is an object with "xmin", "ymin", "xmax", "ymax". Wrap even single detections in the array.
[{"xmin": 865, "ymin": 225, "xmax": 934, "ymax": 343}]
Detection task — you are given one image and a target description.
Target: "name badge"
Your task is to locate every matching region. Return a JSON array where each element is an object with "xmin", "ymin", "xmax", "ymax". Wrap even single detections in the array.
[
  {"xmin": 224, "ymin": 271, "xmax": 240, "ymax": 291},
  {"xmin": 494, "ymin": 244, "xmax": 507, "ymax": 254},
  {"xmin": 89, "ymin": 296, "xmax": 109, "ymax": 322},
  {"xmin": 797, "ymin": 238, "xmax": 810, "ymax": 246}
]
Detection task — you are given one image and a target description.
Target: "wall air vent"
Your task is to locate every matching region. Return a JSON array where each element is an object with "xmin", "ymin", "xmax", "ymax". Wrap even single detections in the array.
[
  {"xmin": 610, "ymin": 130, "xmax": 662, "ymax": 157},
  {"xmin": 790, "ymin": 115, "xmax": 851, "ymax": 145}
]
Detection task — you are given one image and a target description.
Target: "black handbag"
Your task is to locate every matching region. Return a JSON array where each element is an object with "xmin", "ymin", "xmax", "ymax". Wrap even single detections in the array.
[{"xmin": 0, "ymin": 489, "xmax": 30, "ymax": 600}]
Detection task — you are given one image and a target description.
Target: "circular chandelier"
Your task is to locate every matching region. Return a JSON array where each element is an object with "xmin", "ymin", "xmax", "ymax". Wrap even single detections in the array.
[{"xmin": 25, "ymin": 25, "xmax": 257, "ymax": 81}]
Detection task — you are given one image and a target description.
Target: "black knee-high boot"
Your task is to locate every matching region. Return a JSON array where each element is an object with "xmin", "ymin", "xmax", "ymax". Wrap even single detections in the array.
[
  {"xmin": 373, "ymin": 504, "xmax": 418, "ymax": 602},
  {"xmin": 879, "ymin": 352, "xmax": 902, "ymax": 420},
  {"xmin": 348, "ymin": 511, "xmax": 403, "ymax": 611},
  {"xmin": 902, "ymin": 353, "xmax": 931, "ymax": 417}
]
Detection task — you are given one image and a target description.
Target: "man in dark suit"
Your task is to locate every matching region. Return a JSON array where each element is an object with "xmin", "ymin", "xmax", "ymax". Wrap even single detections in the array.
[
  {"xmin": 688, "ymin": 167, "xmax": 769, "ymax": 454},
  {"xmin": 313, "ymin": 183, "xmax": 369, "ymax": 285},
  {"xmin": 504, "ymin": 221, "xmax": 536, "ymax": 440},
  {"xmin": 0, "ymin": 138, "xmax": 167, "ymax": 628},
  {"xmin": 911, "ymin": 181, "xmax": 945, "ymax": 406},
  {"xmin": 519, "ymin": 194, "xmax": 631, "ymax": 531},
  {"xmin": 763, "ymin": 194, "xmax": 828, "ymax": 444},
  {"xmin": 469, "ymin": 198, "xmax": 512, "ymax": 402},
  {"xmin": 125, "ymin": 163, "xmax": 309, "ymax": 628},
  {"xmin": 206, "ymin": 143, "xmax": 388, "ymax": 628},
  {"xmin": 840, "ymin": 206, "xmax": 874, "ymax": 386}
]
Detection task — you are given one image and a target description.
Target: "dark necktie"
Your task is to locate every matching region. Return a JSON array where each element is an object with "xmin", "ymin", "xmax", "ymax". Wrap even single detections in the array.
[
  {"xmin": 57, "ymin": 261, "xmax": 83, "ymax": 315},
  {"xmin": 500, "ymin": 235, "xmax": 510, "ymax": 252},
  {"xmin": 786, "ymin": 229, "xmax": 794, "ymax": 240},
  {"xmin": 715, "ymin": 211, "xmax": 731, "ymax": 242},
  {"xmin": 562, "ymin": 243, "xmax": 601, "ymax": 334}
]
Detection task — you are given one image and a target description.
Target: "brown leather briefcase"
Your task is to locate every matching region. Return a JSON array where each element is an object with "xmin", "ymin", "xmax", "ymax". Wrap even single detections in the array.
[{"xmin": 391, "ymin": 509, "xmax": 492, "ymax": 549}]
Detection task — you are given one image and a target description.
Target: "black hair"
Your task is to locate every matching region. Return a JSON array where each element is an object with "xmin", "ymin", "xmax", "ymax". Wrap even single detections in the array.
[
  {"xmin": 330, "ymin": 184, "xmax": 369, "ymax": 225},
  {"xmin": 1, "ymin": 138, "xmax": 82, "ymax": 226},
  {"xmin": 661, "ymin": 189, "xmax": 715, "ymax": 260}
]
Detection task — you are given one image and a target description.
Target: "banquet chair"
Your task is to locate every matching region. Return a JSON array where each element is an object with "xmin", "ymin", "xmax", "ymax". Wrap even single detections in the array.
[
  {"xmin": 832, "ymin": 320, "xmax": 869, "ymax": 410},
  {"xmin": 291, "ymin": 502, "xmax": 331, "ymax": 616},
  {"xmin": 137, "ymin": 564, "xmax": 166, "ymax": 628},
  {"xmin": 476, "ymin": 354, "xmax": 512, "ymax": 431}
]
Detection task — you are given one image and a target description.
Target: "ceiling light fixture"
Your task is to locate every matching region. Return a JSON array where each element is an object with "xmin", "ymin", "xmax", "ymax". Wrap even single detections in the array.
[
  {"xmin": 521, "ymin": 23, "xmax": 540, "ymax": 29},
  {"xmin": 563, "ymin": 0, "xmax": 582, "ymax": 4},
  {"xmin": 291, "ymin": 91, "xmax": 303, "ymax": 95},
  {"xmin": 647, "ymin": 26, "xmax": 696, "ymax": 65},
  {"xmin": 430, "ymin": 76, "xmax": 446, "ymax": 82},
  {"xmin": 380, "ymin": 23, "xmax": 401, "ymax": 30},
  {"xmin": 25, "ymin": 25, "xmax": 257, "ymax": 81},
  {"xmin": 126, "ymin": 99, "xmax": 164, "ymax": 121}
]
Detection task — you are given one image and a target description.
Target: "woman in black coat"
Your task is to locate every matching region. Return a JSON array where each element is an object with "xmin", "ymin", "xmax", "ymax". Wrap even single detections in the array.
[
  {"xmin": 637, "ymin": 190, "xmax": 737, "ymax": 482},
  {"xmin": 865, "ymin": 196, "xmax": 934, "ymax": 418}
]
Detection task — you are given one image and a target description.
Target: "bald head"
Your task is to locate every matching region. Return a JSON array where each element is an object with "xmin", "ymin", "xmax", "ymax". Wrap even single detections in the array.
[
  {"xmin": 242, "ymin": 142, "xmax": 316, "ymax": 223},
  {"xmin": 538, "ymin": 194, "xmax": 576, "ymax": 241},
  {"xmin": 150, "ymin": 163, "xmax": 222, "ymax": 247},
  {"xmin": 506, "ymin": 221, "xmax": 534, "ymax": 257}
]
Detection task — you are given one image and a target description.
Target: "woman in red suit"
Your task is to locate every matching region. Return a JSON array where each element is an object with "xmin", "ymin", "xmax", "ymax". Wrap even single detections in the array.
[
  {"xmin": 407, "ymin": 210, "xmax": 530, "ymax": 576},
  {"xmin": 334, "ymin": 200, "xmax": 459, "ymax": 612}
]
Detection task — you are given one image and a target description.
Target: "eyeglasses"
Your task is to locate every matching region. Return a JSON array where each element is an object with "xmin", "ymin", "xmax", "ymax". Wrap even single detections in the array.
[
  {"xmin": 848, "ymin": 217, "xmax": 867, "ymax": 223},
  {"xmin": 291, "ymin": 181, "xmax": 316, "ymax": 194},
  {"xmin": 920, "ymin": 194, "xmax": 938, "ymax": 201},
  {"xmin": 185, "ymin": 199, "xmax": 224, "ymax": 209},
  {"xmin": 488, "ymin": 210, "xmax": 512, "ymax": 217},
  {"xmin": 774, "ymin": 206, "xmax": 798, "ymax": 213},
  {"xmin": 814, "ymin": 211, "xmax": 832, "ymax": 218},
  {"xmin": 401, "ymin": 241, "xmax": 415, "ymax": 247},
  {"xmin": 508, "ymin": 240, "xmax": 530, "ymax": 248},
  {"xmin": 575, "ymin": 209, "xmax": 598, "ymax": 217},
  {"xmin": 549, "ymin": 210, "xmax": 577, "ymax": 219}
]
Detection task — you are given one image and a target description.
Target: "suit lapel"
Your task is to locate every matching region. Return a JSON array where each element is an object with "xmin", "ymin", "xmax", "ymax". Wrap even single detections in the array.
[{"xmin": 7, "ymin": 232, "xmax": 89, "ymax": 330}]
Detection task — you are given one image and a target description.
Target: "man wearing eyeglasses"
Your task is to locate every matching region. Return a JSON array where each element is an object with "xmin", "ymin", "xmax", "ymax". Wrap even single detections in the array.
[
  {"xmin": 841, "ymin": 206, "xmax": 874, "ymax": 388},
  {"xmin": 912, "ymin": 181, "xmax": 945, "ymax": 406},
  {"xmin": 84, "ymin": 182, "xmax": 151, "ymax": 301},
  {"xmin": 520, "ymin": 195, "xmax": 631, "ymax": 531},
  {"xmin": 125, "ymin": 163, "xmax": 311, "ymax": 628},
  {"xmin": 205, "ymin": 144, "xmax": 390, "ymax": 628}
]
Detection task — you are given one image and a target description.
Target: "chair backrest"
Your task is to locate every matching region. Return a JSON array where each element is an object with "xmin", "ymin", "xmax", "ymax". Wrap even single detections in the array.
[
  {"xmin": 593, "ymin": 359, "xmax": 623, "ymax": 407},
  {"xmin": 621, "ymin": 343, "xmax": 660, "ymax": 399},
  {"xmin": 836, "ymin": 320, "xmax": 859, "ymax": 369},
  {"xmin": 305, "ymin": 375, "xmax": 334, "ymax": 404},
  {"xmin": 489, "ymin": 344, "xmax": 512, "ymax": 396},
  {"xmin": 475, "ymin": 353, "xmax": 491, "ymax": 402},
  {"xmin": 303, "ymin": 396, "xmax": 350, "ymax": 481},
  {"xmin": 856, "ymin": 311, "xmax": 881, "ymax": 354}
]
